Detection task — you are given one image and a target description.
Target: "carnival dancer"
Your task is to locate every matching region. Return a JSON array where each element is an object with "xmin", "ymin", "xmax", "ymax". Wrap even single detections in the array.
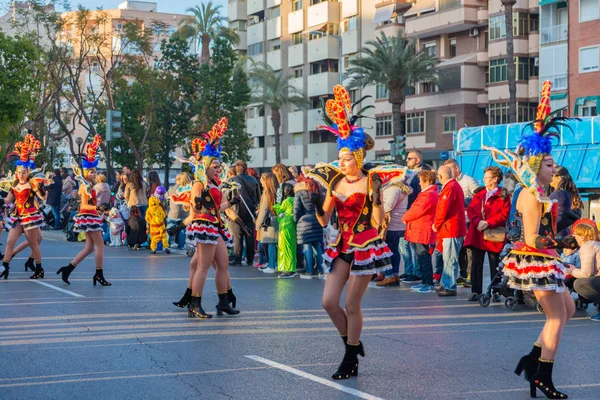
[
  {"xmin": 171, "ymin": 118, "xmax": 240, "ymax": 318},
  {"xmin": 56, "ymin": 135, "xmax": 111, "ymax": 286},
  {"xmin": 0, "ymin": 135, "xmax": 49, "ymax": 280},
  {"xmin": 485, "ymin": 81, "xmax": 577, "ymax": 399},
  {"xmin": 304, "ymin": 85, "xmax": 408, "ymax": 380}
]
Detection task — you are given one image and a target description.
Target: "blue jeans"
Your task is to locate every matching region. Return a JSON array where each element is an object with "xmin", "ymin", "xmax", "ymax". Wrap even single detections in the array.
[
  {"xmin": 258, "ymin": 242, "xmax": 268, "ymax": 264},
  {"xmin": 384, "ymin": 230, "xmax": 404, "ymax": 277},
  {"xmin": 51, "ymin": 205, "xmax": 61, "ymax": 229},
  {"xmin": 102, "ymin": 222, "xmax": 110, "ymax": 243},
  {"xmin": 137, "ymin": 205, "xmax": 148, "ymax": 219},
  {"xmin": 433, "ymin": 249, "xmax": 443, "ymax": 275},
  {"xmin": 167, "ymin": 218, "xmax": 186, "ymax": 249},
  {"xmin": 399, "ymin": 238, "xmax": 417, "ymax": 277},
  {"xmin": 303, "ymin": 242, "xmax": 323, "ymax": 274},
  {"xmin": 440, "ymin": 237, "xmax": 464, "ymax": 291},
  {"xmin": 267, "ymin": 243, "xmax": 277, "ymax": 269}
]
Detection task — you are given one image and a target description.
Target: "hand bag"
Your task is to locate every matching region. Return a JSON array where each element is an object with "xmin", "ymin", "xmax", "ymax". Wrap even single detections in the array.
[{"xmin": 482, "ymin": 200, "xmax": 505, "ymax": 242}]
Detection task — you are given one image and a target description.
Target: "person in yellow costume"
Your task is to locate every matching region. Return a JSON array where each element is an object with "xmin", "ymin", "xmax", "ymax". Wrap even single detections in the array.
[{"xmin": 146, "ymin": 196, "xmax": 171, "ymax": 254}]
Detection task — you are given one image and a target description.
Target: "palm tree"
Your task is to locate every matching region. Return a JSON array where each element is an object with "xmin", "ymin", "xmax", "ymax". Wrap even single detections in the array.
[
  {"xmin": 346, "ymin": 32, "xmax": 440, "ymax": 164},
  {"xmin": 178, "ymin": 2, "xmax": 239, "ymax": 64},
  {"xmin": 502, "ymin": 0, "xmax": 517, "ymax": 122},
  {"xmin": 249, "ymin": 62, "xmax": 308, "ymax": 164}
]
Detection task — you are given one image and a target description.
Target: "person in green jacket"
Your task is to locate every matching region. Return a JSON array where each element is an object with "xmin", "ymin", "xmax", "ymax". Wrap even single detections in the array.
[{"xmin": 273, "ymin": 183, "xmax": 296, "ymax": 278}]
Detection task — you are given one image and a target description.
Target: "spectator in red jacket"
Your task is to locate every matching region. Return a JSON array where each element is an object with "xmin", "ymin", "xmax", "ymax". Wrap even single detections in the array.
[
  {"xmin": 403, "ymin": 170, "xmax": 439, "ymax": 293},
  {"xmin": 433, "ymin": 166, "xmax": 467, "ymax": 296},
  {"xmin": 464, "ymin": 167, "xmax": 511, "ymax": 301}
]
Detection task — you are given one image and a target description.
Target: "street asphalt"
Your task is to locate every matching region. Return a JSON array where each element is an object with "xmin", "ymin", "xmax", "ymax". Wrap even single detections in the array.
[{"xmin": 0, "ymin": 231, "xmax": 599, "ymax": 400}]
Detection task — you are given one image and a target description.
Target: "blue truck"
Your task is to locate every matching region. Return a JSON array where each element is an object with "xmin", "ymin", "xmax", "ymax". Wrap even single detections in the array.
[{"xmin": 453, "ymin": 117, "xmax": 600, "ymax": 220}]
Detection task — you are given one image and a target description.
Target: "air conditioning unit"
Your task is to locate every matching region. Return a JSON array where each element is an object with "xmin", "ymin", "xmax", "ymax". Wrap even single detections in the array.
[
  {"xmin": 249, "ymin": 15, "xmax": 259, "ymax": 25},
  {"xmin": 469, "ymin": 28, "xmax": 480, "ymax": 37}
]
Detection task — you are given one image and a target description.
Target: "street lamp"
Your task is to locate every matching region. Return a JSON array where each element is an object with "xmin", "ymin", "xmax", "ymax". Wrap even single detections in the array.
[
  {"xmin": 75, "ymin": 137, "xmax": 84, "ymax": 166},
  {"xmin": 48, "ymin": 141, "xmax": 56, "ymax": 168},
  {"xmin": 25, "ymin": 120, "xmax": 35, "ymax": 134}
]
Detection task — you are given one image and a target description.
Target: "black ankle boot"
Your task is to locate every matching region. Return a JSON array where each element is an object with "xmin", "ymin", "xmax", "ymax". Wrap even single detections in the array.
[
  {"xmin": 173, "ymin": 287, "xmax": 192, "ymax": 308},
  {"xmin": 341, "ymin": 335, "xmax": 347, "ymax": 345},
  {"xmin": 0, "ymin": 262, "xmax": 9, "ymax": 280},
  {"xmin": 56, "ymin": 263, "xmax": 76, "ymax": 285},
  {"xmin": 93, "ymin": 269, "xmax": 111, "ymax": 286},
  {"xmin": 216, "ymin": 293, "xmax": 240, "ymax": 316},
  {"xmin": 227, "ymin": 288, "xmax": 236, "ymax": 308},
  {"xmin": 515, "ymin": 343, "xmax": 542, "ymax": 382},
  {"xmin": 30, "ymin": 263, "xmax": 44, "ymax": 279},
  {"xmin": 188, "ymin": 296, "xmax": 212, "ymax": 319},
  {"xmin": 24, "ymin": 257, "xmax": 35, "ymax": 272},
  {"xmin": 530, "ymin": 359, "xmax": 568, "ymax": 399},
  {"xmin": 332, "ymin": 341, "xmax": 365, "ymax": 380}
]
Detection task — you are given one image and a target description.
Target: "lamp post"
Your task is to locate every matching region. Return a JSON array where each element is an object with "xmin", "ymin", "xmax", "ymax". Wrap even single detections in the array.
[
  {"xmin": 48, "ymin": 141, "xmax": 56, "ymax": 168},
  {"xmin": 75, "ymin": 137, "xmax": 84, "ymax": 167},
  {"xmin": 25, "ymin": 120, "xmax": 35, "ymax": 134}
]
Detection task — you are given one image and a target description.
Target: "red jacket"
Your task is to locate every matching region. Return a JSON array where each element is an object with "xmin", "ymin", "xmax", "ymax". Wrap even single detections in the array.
[
  {"xmin": 434, "ymin": 179, "xmax": 467, "ymax": 239},
  {"xmin": 403, "ymin": 185, "xmax": 438, "ymax": 245},
  {"xmin": 464, "ymin": 187, "xmax": 511, "ymax": 253}
]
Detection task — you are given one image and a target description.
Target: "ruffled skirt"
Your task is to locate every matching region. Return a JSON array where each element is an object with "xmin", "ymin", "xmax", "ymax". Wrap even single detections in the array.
[
  {"xmin": 324, "ymin": 239, "xmax": 393, "ymax": 275},
  {"xmin": 186, "ymin": 219, "xmax": 233, "ymax": 248},
  {"xmin": 5, "ymin": 211, "xmax": 46, "ymax": 231},
  {"xmin": 502, "ymin": 251, "xmax": 566, "ymax": 292},
  {"xmin": 73, "ymin": 213, "xmax": 103, "ymax": 233}
]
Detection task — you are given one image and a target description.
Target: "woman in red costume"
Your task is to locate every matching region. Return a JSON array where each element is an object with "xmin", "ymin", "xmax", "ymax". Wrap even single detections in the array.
[
  {"xmin": 0, "ymin": 134, "xmax": 48, "ymax": 280},
  {"xmin": 171, "ymin": 118, "xmax": 240, "ymax": 318},
  {"xmin": 486, "ymin": 81, "xmax": 577, "ymax": 399},
  {"xmin": 56, "ymin": 135, "xmax": 111, "ymax": 286},
  {"xmin": 305, "ymin": 85, "xmax": 408, "ymax": 380}
]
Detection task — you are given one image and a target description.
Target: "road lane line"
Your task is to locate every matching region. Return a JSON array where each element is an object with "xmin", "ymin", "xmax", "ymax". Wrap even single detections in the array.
[
  {"xmin": 245, "ymin": 355, "xmax": 385, "ymax": 400},
  {"xmin": 31, "ymin": 281, "xmax": 85, "ymax": 298}
]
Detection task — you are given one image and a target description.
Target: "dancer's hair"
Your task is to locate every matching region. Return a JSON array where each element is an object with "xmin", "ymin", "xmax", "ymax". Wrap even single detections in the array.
[{"xmin": 555, "ymin": 167, "xmax": 583, "ymax": 210}]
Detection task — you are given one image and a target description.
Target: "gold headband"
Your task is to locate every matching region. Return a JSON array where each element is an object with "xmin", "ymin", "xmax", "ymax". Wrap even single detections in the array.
[
  {"xmin": 527, "ymin": 154, "xmax": 545, "ymax": 175},
  {"xmin": 341, "ymin": 147, "xmax": 365, "ymax": 170}
]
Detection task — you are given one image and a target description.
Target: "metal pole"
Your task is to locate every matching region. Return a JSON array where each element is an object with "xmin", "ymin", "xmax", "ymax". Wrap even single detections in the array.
[{"xmin": 105, "ymin": 110, "xmax": 112, "ymax": 182}]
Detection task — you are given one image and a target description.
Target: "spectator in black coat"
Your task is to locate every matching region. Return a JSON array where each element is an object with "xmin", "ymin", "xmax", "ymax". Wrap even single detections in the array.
[
  {"xmin": 46, "ymin": 168, "xmax": 63, "ymax": 230},
  {"xmin": 293, "ymin": 176, "xmax": 324, "ymax": 277},
  {"xmin": 550, "ymin": 166, "xmax": 583, "ymax": 235},
  {"xmin": 229, "ymin": 160, "xmax": 260, "ymax": 265},
  {"xmin": 125, "ymin": 206, "xmax": 147, "ymax": 250}
]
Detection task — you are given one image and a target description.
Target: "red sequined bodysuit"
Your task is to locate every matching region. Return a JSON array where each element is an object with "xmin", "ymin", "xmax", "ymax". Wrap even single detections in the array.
[
  {"xmin": 12, "ymin": 187, "xmax": 38, "ymax": 216},
  {"xmin": 332, "ymin": 191, "xmax": 378, "ymax": 253}
]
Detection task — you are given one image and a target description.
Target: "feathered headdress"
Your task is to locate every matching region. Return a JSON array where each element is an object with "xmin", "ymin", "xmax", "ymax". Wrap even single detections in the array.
[
  {"xmin": 82, "ymin": 134, "xmax": 102, "ymax": 170},
  {"xmin": 10, "ymin": 134, "xmax": 41, "ymax": 171},
  {"xmin": 318, "ymin": 85, "xmax": 373, "ymax": 169}
]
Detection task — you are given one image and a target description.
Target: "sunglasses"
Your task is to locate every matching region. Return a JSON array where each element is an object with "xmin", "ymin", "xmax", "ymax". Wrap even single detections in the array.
[{"xmin": 406, "ymin": 157, "xmax": 417, "ymax": 161}]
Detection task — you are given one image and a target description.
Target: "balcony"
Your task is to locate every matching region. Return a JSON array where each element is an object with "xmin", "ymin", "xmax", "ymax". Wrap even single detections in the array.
[
  {"xmin": 267, "ymin": 49, "xmax": 281, "ymax": 70},
  {"xmin": 307, "ymin": 72, "xmax": 340, "ymax": 97},
  {"xmin": 284, "ymin": 145, "xmax": 305, "ymax": 166},
  {"xmin": 288, "ymin": 9, "xmax": 304, "ymax": 34},
  {"xmin": 288, "ymin": 44, "xmax": 304, "ymax": 67},
  {"xmin": 266, "ymin": 147, "xmax": 276, "ymax": 167},
  {"xmin": 306, "ymin": 142, "xmax": 338, "ymax": 164},
  {"xmin": 404, "ymin": 0, "xmax": 479, "ymax": 39},
  {"xmin": 540, "ymin": 74, "xmax": 568, "ymax": 91},
  {"xmin": 342, "ymin": 0, "xmax": 358, "ymax": 18},
  {"xmin": 488, "ymin": 38, "xmax": 530, "ymax": 58},
  {"xmin": 540, "ymin": 24, "xmax": 568, "ymax": 45},
  {"xmin": 288, "ymin": 110, "xmax": 304, "ymax": 133},
  {"xmin": 247, "ymin": 116, "xmax": 265, "ymax": 137},
  {"xmin": 227, "ymin": 1, "xmax": 247, "ymax": 21},
  {"xmin": 247, "ymin": 21, "xmax": 264, "ymax": 45},
  {"xmin": 405, "ymin": 90, "xmax": 479, "ymax": 110},
  {"xmin": 307, "ymin": 109, "xmax": 322, "ymax": 130},
  {"xmin": 266, "ymin": 16, "xmax": 281, "ymax": 40},
  {"xmin": 289, "ymin": 77, "xmax": 303, "ymax": 93},
  {"xmin": 342, "ymin": 30, "xmax": 358, "ymax": 54},
  {"xmin": 307, "ymin": 1, "xmax": 341, "ymax": 27},
  {"xmin": 308, "ymin": 35, "xmax": 340, "ymax": 63},
  {"xmin": 487, "ymin": 83, "xmax": 532, "ymax": 102},
  {"xmin": 248, "ymin": 148, "xmax": 265, "ymax": 168},
  {"xmin": 247, "ymin": 0, "xmax": 265, "ymax": 15},
  {"xmin": 266, "ymin": 0, "xmax": 281, "ymax": 8},
  {"xmin": 233, "ymin": 31, "xmax": 247, "ymax": 51}
]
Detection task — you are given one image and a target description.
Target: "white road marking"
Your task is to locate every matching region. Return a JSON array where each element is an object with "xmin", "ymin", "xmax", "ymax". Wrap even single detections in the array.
[
  {"xmin": 31, "ymin": 281, "xmax": 85, "ymax": 298},
  {"xmin": 245, "ymin": 355, "xmax": 385, "ymax": 400}
]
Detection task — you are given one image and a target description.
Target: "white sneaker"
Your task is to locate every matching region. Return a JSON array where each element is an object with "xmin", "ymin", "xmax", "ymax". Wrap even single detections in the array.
[{"xmin": 262, "ymin": 268, "xmax": 277, "ymax": 274}]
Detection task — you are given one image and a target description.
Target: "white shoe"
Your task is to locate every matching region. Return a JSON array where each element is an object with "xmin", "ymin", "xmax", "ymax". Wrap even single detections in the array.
[{"xmin": 262, "ymin": 268, "xmax": 277, "ymax": 274}]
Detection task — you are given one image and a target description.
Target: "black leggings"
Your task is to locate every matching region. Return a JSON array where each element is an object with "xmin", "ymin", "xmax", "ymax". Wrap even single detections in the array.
[
  {"xmin": 469, "ymin": 248, "xmax": 500, "ymax": 295},
  {"xmin": 573, "ymin": 276, "xmax": 600, "ymax": 304}
]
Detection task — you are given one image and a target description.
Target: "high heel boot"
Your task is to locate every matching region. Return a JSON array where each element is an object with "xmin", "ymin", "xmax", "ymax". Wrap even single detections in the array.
[
  {"xmin": 93, "ymin": 269, "xmax": 111, "ymax": 286},
  {"xmin": 56, "ymin": 263, "xmax": 76, "ymax": 285},
  {"xmin": 515, "ymin": 343, "xmax": 542, "ymax": 382},
  {"xmin": 332, "ymin": 341, "xmax": 365, "ymax": 380},
  {"xmin": 530, "ymin": 359, "xmax": 568, "ymax": 399},
  {"xmin": 227, "ymin": 287, "xmax": 236, "ymax": 309},
  {"xmin": 30, "ymin": 263, "xmax": 44, "ymax": 279},
  {"xmin": 24, "ymin": 257, "xmax": 36, "ymax": 272},
  {"xmin": 0, "ymin": 261, "xmax": 9, "ymax": 280},
  {"xmin": 188, "ymin": 295, "xmax": 212, "ymax": 319},
  {"xmin": 173, "ymin": 287, "xmax": 192, "ymax": 308},
  {"xmin": 216, "ymin": 293, "xmax": 240, "ymax": 316}
]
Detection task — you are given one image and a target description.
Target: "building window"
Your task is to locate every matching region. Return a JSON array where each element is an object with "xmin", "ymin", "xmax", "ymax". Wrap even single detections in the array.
[
  {"xmin": 343, "ymin": 16, "xmax": 357, "ymax": 32},
  {"xmin": 310, "ymin": 130, "xmax": 336, "ymax": 143},
  {"xmin": 579, "ymin": 101, "xmax": 598, "ymax": 116},
  {"xmin": 529, "ymin": 57, "xmax": 539, "ymax": 78},
  {"xmin": 488, "ymin": 102, "xmax": 509, "ymax": 125},
  {"xmin": 270, "ymin": 39, "xmax": 281, "ymax": 51},
  {"xmin": 308, "ymin": 23, "xmax": 340, "ymax": 40},
  {"xmin": 91, "ymin": 62, "xmax": 99, "ymax": 72},
  {"xmin": 580, "ymin": 0, "xmax": 600, "ymax": 22},
  {"xmin": 442, "ymin": 115, "xmax": 456, "ymax": 133},
  {"xmin": 248, "ymin": 108, "xmax": 256, "ymax": 118},
  {"xmin": 406, "ymin": 112, "xmax": 425, "ymax": 134},
  {"xmin": 229, "ymin": 20, "xmax": 247, "ymax": 32},
  {"xmin": 579, "ymin": 46, "xmax": 600, "ymax": 73},
  {"xmin": 489, "ymin": 16, "xmax": 506, "ymax": 40},
  {"xmin": 513, "ymin": 12, "xmax": 529, "ymax": 36},
  {"xmin": 258, "ymin": 106, "xmax": 265, "ymax": 117},
  {"xmin": 489, "ymin": 59, "xmax": 508, "ymax": 83},
  {"xmin": 518, "ymin": 102, "xmax": 537, "ymax": 122},
  {"xmin": 484, "ymin": 30, "xmax": 489, "ymax": 50},
  {"xmin": 529, "ymin": 13, "xmax": 539, "ymax": 33},
  {"xmin": 405, "ymin": 85, "xmax": 416, "ymax": 96},
  {"xmin": 292, "ymin": 0, "xmax": 302, "ymax": 12},
  {"xmin": 256, "ymin": 136, "xmax": 265, "ymax": 148},
  {"xmin": 292, "ymin": 32, "xmax": 303, "ymax": 45},
  {"xmin": 310, "ymin": 95, "xmax": 332, "ymax": 109},
  {"xmin": 292, "ymin": 67, "xmax": 303, "ymax": 78},
  {"xmin": 376, "ymin": 116, "xmax": 392, "ymax": 137},
  {"xmin": 423, "ymin": 42, "xmax": 436, "ymax": 57},
  {"xmin": 310, "ymin": 59, "xmax": 339, "ymax": 74},
  {"xmin": 449, "ymin": 38, "xmax": 457, "ymax": 58},
  {"xmin": 421, "ymin": 82, "xmax": 437, "ymax": 93},
  {"xmin": 310, "ymin": 0, "xmax": 329, "ymax": 5},
  {"xmin": 248, "ymin": 42, "xmax": 263, "ymax": 56},
  {"xmin": 376, "ymin": 84, "xmax": 389, "ymax": 99},
  {"xmin": 349, "ymin": 89, "xmax": 357, "ymax": 104},
  {"xmin": 269, "ymin": 6, "xmax": 280, "ymax": 19}
]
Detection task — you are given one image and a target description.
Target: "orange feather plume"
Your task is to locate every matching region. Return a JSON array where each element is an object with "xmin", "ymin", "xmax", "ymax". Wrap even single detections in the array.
[
  {"xmin": 85, "ymin": 135, "xmax": 102, "ymax": 162},
  {"xmin": 534, "ymin": 81, "xmax": 552, "ymax": 133}
]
